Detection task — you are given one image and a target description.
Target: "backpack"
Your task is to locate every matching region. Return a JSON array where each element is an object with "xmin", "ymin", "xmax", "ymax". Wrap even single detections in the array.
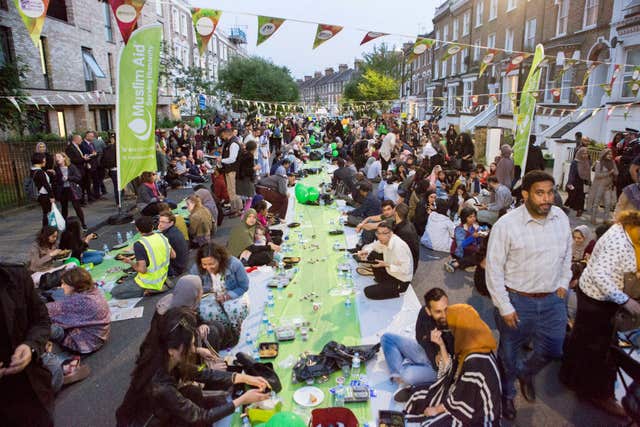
[{"xmin": 24, "ymin": 176, "xmax": 39, "ymax": 201}]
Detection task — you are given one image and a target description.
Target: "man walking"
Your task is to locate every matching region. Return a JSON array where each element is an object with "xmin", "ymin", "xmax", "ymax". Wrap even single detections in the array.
[{"xmin": 485, "ymin": 171, "xmax": 572, "ymax": 420}]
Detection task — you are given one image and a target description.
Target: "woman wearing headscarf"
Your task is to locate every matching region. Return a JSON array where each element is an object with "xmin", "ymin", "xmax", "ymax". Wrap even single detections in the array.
[
  {"xmin": 194, "ymin": 187, "xmax": 218, "ymax": 233},
  {"xmin": 589, "ymin": 149, "xmax": 618, "ymax": 224},
  {"xmin": 405, "ymin": 304, "xmax": 501, "ymax": 426},
  {"xmin": 186, "ymin": 194, "xmax": 213, "ymax": 248},
  {"xmin": 572, "ymin": 225, "xmax": 595, "ymax": 263},
  {"xmin": 495, "ymin": 145, "xmax": 515, "ymax": 189},
  {"xmin": 565, "ymin": 147, "xmax": 592, "ymax": 217},
  {"xmin": 427, "ymin": 165, "xmax": 443, "ymax": 191}
]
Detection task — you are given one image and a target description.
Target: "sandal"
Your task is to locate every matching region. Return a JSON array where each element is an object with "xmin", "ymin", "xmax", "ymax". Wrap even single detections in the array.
[
  {"xmin": 62, "ymin": 357, "xmax": 91, "ymax": 385},
  {"xmin": 356, "ymin": 266, "xmax": 374, "ymax": 276}
]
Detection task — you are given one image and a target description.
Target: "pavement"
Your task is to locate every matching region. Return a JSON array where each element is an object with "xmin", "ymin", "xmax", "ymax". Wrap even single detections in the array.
[{"xmin": 0, "ymin": 180, "xmax": 624, "ymax": 427}]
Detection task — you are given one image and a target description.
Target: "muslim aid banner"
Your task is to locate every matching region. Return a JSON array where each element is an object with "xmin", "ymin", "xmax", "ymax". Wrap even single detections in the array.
[
  {"xmin": 312, "ymin": 24, "xmax": 342, "ymax": 49},
  {"xmin": 109, "ymin": 0, "xmax": 146, "ymax": 44},
  {"xmin": 116, "ymin": 24, "xmax": 162, "ymax": 192},
  {"xmin": 360, "ymin": 31, "xmax": 388, "ymax": 45},
  {"xmin": 14, "ymin": 0, "xmax": 50, "ymax": 47},
  {"xmin": 408, "ymin": 38, "xmax": 434, "ymax": 63},
  {"xmin": 192, "ymin": 9, "xmax": 222, "ymax": 54},
  {"xmin": 257, "ymin": 16, "xmax": 285, "ymax": 46},
  {"xmin": 478, "ymin": 49, "xmax": 498, "ymax": 78},
  {"xmin": 513, "ymin": 44, "xmax": 544, "ymax": 170}
]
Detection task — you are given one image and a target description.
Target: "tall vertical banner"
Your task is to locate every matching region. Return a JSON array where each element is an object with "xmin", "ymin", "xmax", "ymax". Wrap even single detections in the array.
[
  {"xmin": 14, "ymin": 0, "xmax": 50, "ymax": 47},
  {"xmin": 116, "ymin": 24, "xmax": 162, "ymax": 192},
  {"xmin": 192, "ymin": 9, "xmax": 222, "ymax": 54},
  {"xmin": 256, "ymin": 16, "xmax": 285, "ymax": 45},
  {"xmin": 109, "ymin": 0, "xmax": 147, "ymax": 44},
  {"xmin": 513, "ymin": 44, "xmax": 545, "ymax": 169}
]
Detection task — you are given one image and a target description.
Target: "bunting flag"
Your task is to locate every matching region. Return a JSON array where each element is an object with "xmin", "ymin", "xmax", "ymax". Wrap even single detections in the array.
[
  {"xmin": 582, "ymin": 62, "xmax": 599, "ymax": 85},
  {"xmin": 609, "ymin": 64, "xmax": 621, "ymax": 87},
  {"xmin": 192, "ymin": 9, "xmax": 222, "ymax": 54},
  {"xmin": 624, "ymin": 103, "xmax": 631, "ymax": 120},
  {"xmin": 556, "ymin": 58, "xmax": 577, "ymax": 81},
  {"xmin": 479, "ymin": 49, "xmax": 498, "ymax": 78},
  {"xmin": 312, "ymin": 24, "xmax": 342, "ymax": 49},
  {"xmin": 489, "ymin": 93, "xmax": 498, "ymax": 104},
  {"xmin": 607, "ymin": 105, "xmax": 616, "ymax": 120},
  {"xmin": 441, "ymin": 43, "xmax": 462, "ymax": 62},
  {"xmin": 109, "ymin": 0, "xmax": 147, "ymax": 44},
  {"xmin": 535, "ymin": 56, "xmax": 552, "ymax": 71},
  {"xmin": 408, "ymin": 38, "xmax": 435, "ymax": 63},
  {"xmin": 629, "ymin": 66, "xmax": 640, "ymax": 97},
  {"xmin": 510, "ymin": 92, "xmax": 518, "ymax": 118},
  {"xmin": 505, "ymin": 52, "xmax": 531, "ymax": 75},
  {"xmin": 14, "ymin": 0, "xmax": 50, "ymax": 47},
  {"xmin": 257, "ymin": 16, "xmax": 285, "ymax": 46},
  {"xmin": 471, "ymin": 95, "xmax": 479, "ymax": 107},
  {"xmin": 360, "ymin": 31, "xmax": 388, "ymax": 45},
  {"xmin": 513, "ymin": 44, "xmax": 544, "ymax": 169},
  {"xmin": 574, "ymin": 86, "xmax": 586, "ymax": 102},
  {"xmin": 551, "ymin": 88, "xmax": 561, "ymax": 103},
  {"xmin": 600, "ymin": 83, "xmax": 612, "ymax": 96}
]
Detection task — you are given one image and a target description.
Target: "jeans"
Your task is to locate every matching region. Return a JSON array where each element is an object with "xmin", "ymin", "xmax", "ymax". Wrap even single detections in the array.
[
  {"xmin": 380, "ymin": 333, "xmax": 437, "ymax": 386},
  {"xmin": 51, "ymin": 324, "xmax": 65, "ymax": 342},
  {"xmin": 41, "ymin": 352, "xmax": 64, "ymax": 393},
  {"xmin": 81, "ymin": 250, "xmax": 104, "ymax": 265},
  {"xmin": 495, "ymin": 291, "xmax": 567, "ymax": 399}
]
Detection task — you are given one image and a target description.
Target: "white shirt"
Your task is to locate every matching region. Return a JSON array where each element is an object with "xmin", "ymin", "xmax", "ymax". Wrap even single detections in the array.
[
  {"xmin": 422, "ymin": 142, "xmax": 438, "ymax": 158},
  {"xmin": 485, "ymin": 205, "xmax": 572, "ymax": 316},
  {"xmin": 220, "ymin": 141, "xmax": 240, "ymax": 165},
  {"xmin": 363, "ymin": 234, "xmax": 413, "ymax": 282},
  {"xmin": 380, "ymin": 132, "xmax": 395, "ymax": 161},
  {"xmin": 579, "ymin": 224, "xmax": 636, "ymax": 305},
  {"xmin": 366, "ymin": 160, "xmax": 382, "ymax": 180},
  {"xmin": 421, "ymin": 212, "xmax": 455, "ymax": 252},
  {"xmin": 383, "ymin": 182, "xmax": 400, "ymax": 202}
]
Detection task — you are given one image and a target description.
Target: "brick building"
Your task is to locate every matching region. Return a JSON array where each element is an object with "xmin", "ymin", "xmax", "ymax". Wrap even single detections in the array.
[
  {"xmin": 299, "ymin": 62, "xmax": 359, "ymax": 116},
  {"xmin": 0, "ymin": 0, "xmax": 246, "ymax": 137}
]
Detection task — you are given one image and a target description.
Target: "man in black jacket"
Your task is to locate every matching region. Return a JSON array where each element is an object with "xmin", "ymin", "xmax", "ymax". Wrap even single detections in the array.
[
  {"xmin": 157, "ymin": 211, "xmax": 189, "ymax": 277},
  {"xmin": 393, "ymin": 202, "xmax": 420, "ymax": 273},
  {"xmin": 66, "ymin": 134, "xmax": 89, "ymax": 204},
  {"xmin": 0, "ymin": 262, "xmax": 54, "ymax": 426},
  {"xmin": 101, "ymin": 135, "xmax": 119, "ymax": 205},
  {"xmin": 380, "ymin": 287, "xmax": 453, "ymax": 403}
]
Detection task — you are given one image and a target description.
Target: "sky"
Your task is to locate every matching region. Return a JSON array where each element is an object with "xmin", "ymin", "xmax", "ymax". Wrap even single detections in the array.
[{"xmin": 189, "ymin": 0, "xmax": 437, "ymax": 78}]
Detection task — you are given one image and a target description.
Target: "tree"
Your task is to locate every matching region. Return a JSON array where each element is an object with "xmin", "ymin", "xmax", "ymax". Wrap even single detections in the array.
[
  {"xmin": 361, "ymin": 43, "xmax": 404, "ymax": 82},
  {"xmin": 216, "ymin": 56, "xmax": 299, "ymax": 103},
  {"xmin": 356, "ymin": 69, "xmax": 398, "ymax": 101},
  {"xmin": 0, "ymin": 59, "xmax": 36, "ymax": 136}
]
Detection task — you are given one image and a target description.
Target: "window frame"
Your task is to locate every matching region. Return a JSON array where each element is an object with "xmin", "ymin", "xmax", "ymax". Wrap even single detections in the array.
[
  {"xmin": 487, "ymin": 33, "xmax": 496, "ymax": 49},
  {"xmin": 462, "ymin": 11, "xmax": 471, "ymax": 36},
  {"xmin": 505, "ymin": 28, "xmax": 514, "ymax": 53},
  {"xmin": 452, "ymin": 18, "xmax": 459, "ymax": 41},
  {"xmin": 473, "ymin": 38, "xmax": 481, "ymax": 61},
  {"xmin": 525, "ymin": 18, "xmax": 537, "ymax": 50},
  {"xmin": 103, "ymin": 2, "xmax": 113, "ymax": 42},
  {"xmin": 475, "ymin": 0, "xmax": 484, "ymax": 27},
  {"xmin": 507, "ymin": 0, "xmax": 517, "ymax": 12},
  {"xmin": 0, "ymin": 25, "xmax": 14, "ymax": 67},
  {"xmin": 621, "ymin": 47, "xmax": 640, "ymax": 99},
  {"xmin": 556, "ymin": 0, "xmax": 570, "ymax": 37},
  {"xmin": 583, "ymin": 0, "xmax": 598, "ymax": 29},
  {"xmin": 489, "ymin": 0, "xmax": 498, "ymax": 21},
  {"xmin": 47, "ymin": 0, "xmax": 68, "ymax": 22},
  {"xmin": 463, "ymin": 79, "xmax": 475, "ymax": 110},
  {"xmin": 447, "ymin": 84, "xmax": 458, "ymax": 113}
]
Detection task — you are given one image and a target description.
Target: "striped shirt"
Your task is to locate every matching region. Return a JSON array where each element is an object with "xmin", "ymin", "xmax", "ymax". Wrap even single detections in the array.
[{"xmin": 485, "ymin": 205, "xmax": 572, "ymax": 316}]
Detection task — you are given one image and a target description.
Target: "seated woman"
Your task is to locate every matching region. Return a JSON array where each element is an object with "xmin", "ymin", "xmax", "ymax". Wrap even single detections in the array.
[
  {"xmin": 253, "ymin": 200, "xmax": 270, "ymax": 227},
  {"xmin": 115, "ymin": 307, "xmax": 270, "ymax": 427},
  {"xmin": 186, "ymin": 194, "xmax": 213, "ymax": 248},
  {"xmin": 445, "ymin": 207, "xmax": 481, "ymax": 273},
  {"xmin": 421, "ymin": 199, "xmax": 455, "ymax": 253},
  {"xmin": 413, "ymin": 189, "xmax": 437, "ymax": 237},
  {"xmin": 59, "ymin": 216, "xmax": 103, "ymax": 265},
  {"xmin": 194, "ymin": 186, "xmax": 219, "ymax": 233},
  {"xmin": 447, "ymin": 185, "xmax": 470, "ymax": 220},
  {"xmin": 28, "ymin": 225, "xmax": 72, "ymax": 287},
  {"xmin": 190, "ymin": 243, "xmax": 250, "ymax": 337},
  {"xmin": 405, "ymin": 304, "xmax": 500, "ymax": 426},
  {"xmin": 227, "ymin": 209, "xmax": 280, "ymax": 261},
  {"xmin": 46, "ymin": 267, "xmax": 110, "ymax": 354},
  {"xmin": 238, "ymin": 225, "xmax": 275, "ymax": 267},
  {"xmin": 435, "ymin": 170, "xmax": 449, "ymax": 200},
  {"xmin": 137, "ymin": 171, "xmax": 176, "ymax": 216},
  {"xmin": 155, "ymin": 275, "xmax": 238, "ymax": 353}
]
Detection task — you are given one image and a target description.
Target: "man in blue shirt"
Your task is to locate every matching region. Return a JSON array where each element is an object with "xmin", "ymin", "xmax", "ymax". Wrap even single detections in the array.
[{"xmin": 346, "ymin": 182, "xmax": 381, "ymax": 226}]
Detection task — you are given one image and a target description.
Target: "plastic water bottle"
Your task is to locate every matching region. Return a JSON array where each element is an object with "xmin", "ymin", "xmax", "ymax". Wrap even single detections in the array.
[
  {"xmin": 116, "ymin": 232, "xmax": 123, "ymax": 244},
  {"xmin": 102, "ymin": 244, "xmax": 109, "ymax": 254},
  {"xmin": 241, "ymin": 415, "xmax": 251, "ymax": 427},
  {"xmin": 351, "ymin": 352, "xmax": 361, "ymax": 380},
  {"xmin": 245, "ymin": 332, "xmax": 253, "ymax": 347},
  {"xmin": 345, "ymin": 296, "xmax": 352, "ymax": 309},
  {"xmin": 252, "ymin": 347, "xmax": 260, "ymax": 361},
  {"xmin": 319, "ymin": 196, "xmax": 325, "ymax": 207},
  {"xmin": 267, "ymin": 322, "xmax": 273, "ymax": 335},
  {"xmin": 335, "ymin": 383, "xmax": 345, "ymax": 407},
  {"xmin": 267, "ymin": 290, "xmax": 275, "ymax": 308},
  {"xmin": 262, "ymin": 314, "xmax": 269, "ymax": 325},
  {"xmin": 126, "ymin": 231, "xmax": 133, "ymax": 241}
]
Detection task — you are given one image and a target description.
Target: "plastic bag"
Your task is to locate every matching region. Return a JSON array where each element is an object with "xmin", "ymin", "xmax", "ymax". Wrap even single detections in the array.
[{"xmin": 48, "ymin": 204, "xmax": 66, "ymax": 231}]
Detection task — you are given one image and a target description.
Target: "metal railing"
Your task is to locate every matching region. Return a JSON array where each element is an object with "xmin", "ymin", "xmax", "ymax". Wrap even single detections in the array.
[{"xmin": 0, "ymin": 141, "xmax": 67, "ymax": 210}]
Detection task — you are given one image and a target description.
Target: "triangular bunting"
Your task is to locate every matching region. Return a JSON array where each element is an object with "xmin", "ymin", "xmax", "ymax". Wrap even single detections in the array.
[
  {"xmin": 441, "ymin": 43, "xmax": 461, "ymax": 62},
  {"xmin": 360, "ymin": 31, "xmax": 388, "ymax": 45},
  {"xmin": 109, "ymin": 0, "xmax": 146, "ymax": 44},
  {"xmin": 312, "ymin": 24, "xmax": 342, "ymax": 49},
  {"xmin": 408, "ymin": 38, "xmax": 435, "ymax": 63},
  {"xmin": 257, "ymin": 16, "xmax": 285, "ymax": 46},
  {"xmin": 505, "ymin": 53, "xmax": 531, "ymax": 75},
  {"xmin": 479, "ymin": 49, "xmax": 498, "ymax": 78},
  {"xmin": 14, "ymin": 0, "xmax": 50, "ymax": 47},
  {"xmin": 191, "ymin": 9, "xmax": 222, "ymax": 55}
]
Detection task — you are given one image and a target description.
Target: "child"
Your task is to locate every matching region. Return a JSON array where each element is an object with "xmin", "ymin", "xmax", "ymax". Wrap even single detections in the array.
[{"xmin": 239, "ymin": 225, "xmax": 275, "ymax": 266}]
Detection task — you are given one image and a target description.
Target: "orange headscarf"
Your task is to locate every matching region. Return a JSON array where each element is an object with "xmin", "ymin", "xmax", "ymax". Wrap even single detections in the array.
[{"xmin": 447, "ymin": 304, "xmax": 497, "ymax": 374}]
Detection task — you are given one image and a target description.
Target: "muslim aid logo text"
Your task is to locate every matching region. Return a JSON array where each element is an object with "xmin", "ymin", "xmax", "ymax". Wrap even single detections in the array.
[{"xmin": 128, "ymin": 41, "xmax": 154, "ymax": 141}]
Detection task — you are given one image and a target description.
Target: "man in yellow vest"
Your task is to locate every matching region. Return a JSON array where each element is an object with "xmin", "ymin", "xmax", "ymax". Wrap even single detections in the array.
[{"xmin": 112, "ymin": 216, "xmax": 175, "ymax": 299}]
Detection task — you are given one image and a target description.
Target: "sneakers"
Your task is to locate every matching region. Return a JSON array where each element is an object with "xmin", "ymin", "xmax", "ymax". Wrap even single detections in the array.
[
  {"xmin": 393, "ymin": 386, "xmax": 413, "ymax": 403},
  {"xmin": 444, "ymin": 260, "xmax": 456, "ymax": 273}
]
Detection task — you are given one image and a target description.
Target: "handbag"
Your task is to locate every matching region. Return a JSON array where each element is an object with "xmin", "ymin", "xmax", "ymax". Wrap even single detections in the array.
[{"xmin": 234, "ymin": 352, "xmax": 282, "ymax": 392}]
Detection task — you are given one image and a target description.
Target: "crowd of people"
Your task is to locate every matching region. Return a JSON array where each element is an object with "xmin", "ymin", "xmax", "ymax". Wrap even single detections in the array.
[{"xmin": 2, "ymin": 114, "xmax": 639, "ymax": 426}]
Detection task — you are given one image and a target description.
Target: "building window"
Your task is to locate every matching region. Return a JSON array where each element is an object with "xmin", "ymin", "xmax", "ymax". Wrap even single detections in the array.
[
  {"xmin": 451, "ymin": 54, "xmax": 457, "ymax": 75},
  {"xmin": 461, "ymin": 48, "xmax": 468, "ymax": 73},
  {"xmin": 556, "ymin": 0, "xmax": 570, "ymax": 36},
  {"xmin": 180, "ymin": 13, "xmax": 187, "ymax": 36},
  {"xmin": 443, "ymin": 24, "xmax": 448, "ymax": 42},
  {"xmin": 172, "ymin": 8, "xmax": 179, "ymax": 34},
  {"xmin": 435, "ymin": 30, "xmax": 441, "ymax": 48},
  {"xmin": 473, "ymin": 39, "xmax": 481, "ymax": 61},
  {"xmin": 47, "ymin": 0, "xmax": 67, "ymax": 21},
  {"xmin": 507, "ymin": 0, "xmax": 517, "ymax": 11},
  {"xmin": 463, "ymin": 80, "xmax": 474, "ymax": 110},
  {"xmin": 622, "ymin": 47, "xmax": 640, "ymax": 98},
  {"xmin": 452, "ymin": 18, "xmax": 459, "ymax": 41},
  {"xmin": 38, "ymin": 36, "xmax": 51, "ymax": 89},
  {"xmin": 505, "ymin": 28, "xmax": 514, "ymax": 53},
  {"xmin": 427, "ymin": 88, "xmax": 434, "ymax": 112},
  {"xmin": 155, "ymin": 0, "xmax": 162, "ymax": 16},
  {"xmin": 462, "ymin": 11, "xmax": 471, "ymax": 36},
  {"xmin": 442, "ymin": 59, "xmax": 447, "ymax": 78},
  {"xmin": 56, "ymin": 111, "xmax": 67, "ymax": 138},
  {"xmin": 525, "ymin": 18, "xmax": 537, "ymax": 50},
  {"xmin": 447, "ymin": 85, "xmax": 457, "ymax": 113},
  {"xmin": 103, "ymin": 2, "xmax": 113, "ymax": 42},
  {"xmin": 560, "ymin": 68, "xmax": 574, "ymax": 102},
  {"xmin": 501, "ymin": 75, "xmax": 518, "ymax": 113},
  {"xmin": 82, "ymin": 47, "xmax": 106, "ymax": 91},
  {"xmin": 487, "ymin": 33, "xmax": 496, "ymax": 49},
  {"xmin": 107, "ymin": 52, "xmax": 115, "ymax": 90},
  {"xmin": 583, "ymin": 0, "xmax": 598, "ymax": 28},
  {"xmin": 475, "ymin": 0, "xmax": 484, "ymax": 27},
  {"xmin": 0, "ymin": 26, "xmax": 14, "ymax": 67},
  {"xmin": 182, "ymin": 47, "xmax": 188, "ymax": 65},
  {"xmin": 434, "ymin": 59, "xmax": 439, "ymax": 79},
  {"xmin": 489, "ymin": 0, "xmax": 498, "ymax": 20}
]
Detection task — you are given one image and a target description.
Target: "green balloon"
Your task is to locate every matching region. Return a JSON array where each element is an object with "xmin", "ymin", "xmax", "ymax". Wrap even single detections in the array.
[
  {"xmin": 262, "ymin": 412, "xmax": 307, "ymax": 427},
  {"xmin": 64, "ymin": 257, "xmax": 80, "ymax": 266},
  {"xmin": 294, "ymin": 183, "xmax": 309, "ymax": 204},
  {"xmin": 332, "ymin": 149, "xmax": 339, "ymax": 157},
  {"xmin": 194, "ymin": 116, "xmax": 202, "ymax": 127},
  {"xmin": 202, "ymin": 118, "xmax": 207, "ymax": 126},
  {"xmin": 307, "ymin": 186, "xmax": 319, "ymax": 202},
  {"xmin": 330, "ymin": 142, "xmax": 337, "ymax": 150}
]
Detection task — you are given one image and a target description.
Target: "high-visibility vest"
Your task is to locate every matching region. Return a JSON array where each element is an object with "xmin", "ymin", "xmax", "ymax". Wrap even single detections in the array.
[{"xmin": 134, "ymin": 233, "xmax": 171, "ymax": 291}]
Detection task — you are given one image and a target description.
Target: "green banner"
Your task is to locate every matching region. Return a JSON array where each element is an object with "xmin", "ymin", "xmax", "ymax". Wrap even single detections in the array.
[
  {"xmin": 513, "ymin": 44, "xmax": 544, "ymax": 169},
  {"xmin": 117, "ymin": 24, "xmax": 162, "ymax": 192}
]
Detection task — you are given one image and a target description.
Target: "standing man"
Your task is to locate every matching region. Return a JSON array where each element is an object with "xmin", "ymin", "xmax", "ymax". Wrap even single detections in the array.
[
  {"xmin": 485, "ymin": 171, "xmax": 572, "ymax": 421},
  {"xmin": 218, "ymin": 127, "xmax": 242, "ymax": 215},
  {"xmin": 82, "ymin": 131, "xmax": 101, "ymax": 201},
  {"xmin": 92, "ymin": 132, "xmax": 107, "ymax": 196},
  {"xmin": 66, "ymin": 134, "xmax": 89, "ymax": 204},
  {"xmin": 101, "ymin": 134, "xmax": 119, "ymax": 205}
]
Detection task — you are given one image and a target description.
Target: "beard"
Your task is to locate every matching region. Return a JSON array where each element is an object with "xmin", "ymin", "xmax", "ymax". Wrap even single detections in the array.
[
  {"xmin": 525, "ymin": 198, "xmax": 551, "ymax": 217},
  {"xmin": 435, "ymin": 317, "xmax": 449, "ymax": 330}
]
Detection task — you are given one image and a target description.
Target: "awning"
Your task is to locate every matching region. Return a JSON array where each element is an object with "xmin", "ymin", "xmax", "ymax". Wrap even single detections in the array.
[{"xmin": 82, "ymin": 51, "xmax": 106, "ymax": 78}]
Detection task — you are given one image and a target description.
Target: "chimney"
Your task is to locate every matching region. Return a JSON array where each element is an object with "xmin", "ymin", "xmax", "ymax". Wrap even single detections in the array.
[
  {"xmin": 338, "ymin": 64, "xmax": 348, "ymax": 72},
  {"xmin": 354, "ymin": 59, "xmax": 364, "ymax": 71},
  {"xmin": 325, "ymin": 67, "xmax": 334, "ymax": 76},
  {"xmin": 304, "ymin": 75, "xmax": 312, "ymax": 81},
  {"xmin": 314, "ymin": 71, "xmax": 322, "ymax": 78}
]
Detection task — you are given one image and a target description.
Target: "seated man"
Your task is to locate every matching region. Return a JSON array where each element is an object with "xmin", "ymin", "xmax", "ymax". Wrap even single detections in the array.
[
  {"xmin": 332, "ymin": 158, "xmax": 357, "ymax": 198},
  {"xmin": 357, "ymin": 221, "xmax": 414, "ymax": 300},
  {"xmin": 381, "ymin": 288, "xmax": 453, "ymax": 403},
  {"xmin": 346, "ymin": 182, "xmax": 381, "ymax": 227},
  {"xmin": 176, "ymin": 155, "xmax": 205, "ymax": 183},
  {"xmin": 112, "ymin": 216, "xmax": 175, "ymax": 299},
  {"xmin": 393, "ymin": 203, "xmax": 420, "ymax": 273},
  {"xmin": 256, "ymin": 169, "xmax": 295, "ymax": 220},
  {"xmin": 477, "ymin": 175, "xmax": 513, "ymax": 225},
  {"xmin": 353, "ymin": 199, "xmax": 396, "ymax": 248},
  {"xmin": 157, "ymin": 211, "xmax": 189, "ymax": 277}
]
